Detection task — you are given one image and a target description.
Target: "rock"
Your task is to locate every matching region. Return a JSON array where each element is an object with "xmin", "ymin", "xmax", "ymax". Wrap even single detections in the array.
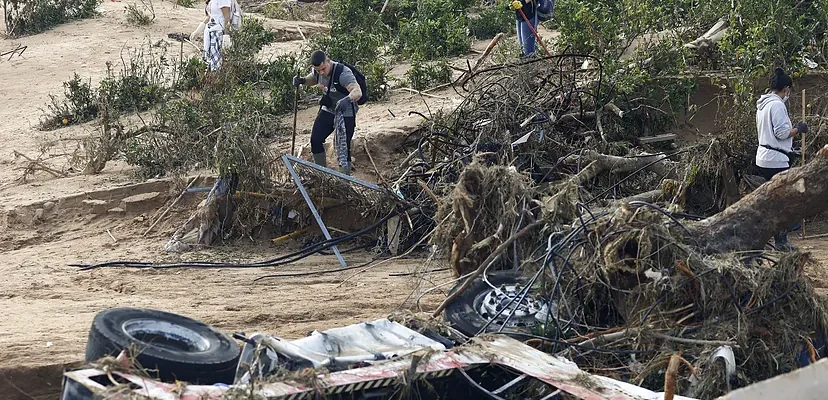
[
  {"xmin": 33, "ymin": 208, "xmax": 44, "ymax": 222},
  {"xmin": 120, "ymin": 192, "xmax": 162, "ymax": 213},
  {"xmin": 85, "ymin": 214, "xmax": 98, "ymax": 223},
  {"xmin": 43, "ymin": 201, "xmax": 56, "ymax": 210},
  {"xmin": 133, "ymin": 215, "xmax": 145, "ymax": 222},
  {"xmin": 82, "ymin": 199, "xmax": 109, "ymax": 214},
  {"xmin": 108, "ymin": 207, "xmax": 125, "ymax": 214}
]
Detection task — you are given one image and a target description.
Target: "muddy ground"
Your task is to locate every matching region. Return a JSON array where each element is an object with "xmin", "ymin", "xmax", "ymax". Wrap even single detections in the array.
[{"xmin": 1, "ymin": 1, "xmax": 827, "ymax": 400}]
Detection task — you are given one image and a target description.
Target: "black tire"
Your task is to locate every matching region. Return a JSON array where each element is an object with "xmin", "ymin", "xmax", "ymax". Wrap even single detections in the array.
[
  {"xmin": 444, "ymin": 270, "xmax": 533, "ymax": 337},
  {"xmin": 85, "ymin": 308, "xmax": 240, "ymax": 384}
]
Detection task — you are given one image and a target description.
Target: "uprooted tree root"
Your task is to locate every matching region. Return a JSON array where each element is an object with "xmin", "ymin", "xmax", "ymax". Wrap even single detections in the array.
[{"xmin": 432, "ymin": 156, "xmax": 536, "ymax": 276}]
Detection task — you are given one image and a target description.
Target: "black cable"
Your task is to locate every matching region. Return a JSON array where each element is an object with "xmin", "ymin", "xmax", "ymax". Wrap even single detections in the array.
[
  {"xmin": 720, "ymin": 272, "xmax": 744, "ymax": 314},
  {"xmin": 389, "ymin": 268, "xmax": 451, "ymax": 277},
  {"xmin": 74, "ymin": 208, "xmax": 405, "ymax": 270},
  {"xmin": 318, "ymin": 241, "xmax": 374, "ymax": 255},
  {"xmin": 253, "ymin": 259, "xmax": 377, "ymax": 281},
  {"xmin": 628, "ymin": 200, "xmax": 695, "ymax": 238},
  {"xmin": 457, "ymin": 368, "xmax": 507, "ymax": 400}
]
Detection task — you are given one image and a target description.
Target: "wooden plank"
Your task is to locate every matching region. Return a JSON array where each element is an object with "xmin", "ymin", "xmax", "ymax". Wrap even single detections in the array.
[{"xmin": 639, "ymin": 134, "xmax": 678, "ymax": 144}]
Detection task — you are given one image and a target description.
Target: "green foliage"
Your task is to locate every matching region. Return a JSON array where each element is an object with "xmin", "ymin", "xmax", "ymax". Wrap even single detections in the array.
[
  {"xmin": 310, "ymin": 33, "xmax": 385, "ymax": 68},
  {"xmin": 215, "ymin": 18, "xmax": 282, "ymax": 88},
  {"xmin": 406, "ymin": 60, "xmax": 451, "ymax": 91},
  {"xmin": 227, "ymin": 17, "xmax": 278, "ymax": 58},
  {"xmin": 3, "ymin": 0, "xmax": 100, "ymax": 36},
  {"xmin": 325, "ymin": 0, "xmax": 473, "ymax": 62},
  {"xmin": 177, "ymin": 56, "xmax": 208, "ymax": 91},
  {"xmin": 468, "ymin": 0, "xmax": 515, "ymax": 39},
  {"xmin": 372, "ymin": 0, "xmax": 417, "ymax": 32},
  {"xmin": 716, "ymin": 1, "xmax": 824, "ymax": 79},
  {"xmin": 262, "ymin": 2, "xmax": 310, "ymax": 20},
  {"xmin": 396, "ymin": 0, "xmax": 471, "ymax": 59},
  {"xmin": 175, "ymin": 0, "xmax": 197, "ymax": 7},
  {"xmin": 555, "ymin": 0, "xmax": 826, "ymax": 80},
  {"xmin": 43, "ymin": 54, "xmax": 168, "ymax": 130},
  {"xmin": 361, "ymin": 60, "xmax": 391, "ymax": 101},
  {"xmin": 327, "ymin": 0, "xmax": 387, "ymax": 35},
  {"xmin": 98, "ymin": 61, "xmax": 167, "ymax": 113},
  {"xmin": 552, "ymin": 0, "xmax": 828, "ymax": 143},
  {"xmin": 124, "ymin": 2, "xmax": 155, "ymax": 25},
  {"xmin": 57, "ymin": 74, "xmax": 99, "ymax": 124},
  {"xmin": 260, "ymin": 55, "xmax": 302, "ymax": 114}
]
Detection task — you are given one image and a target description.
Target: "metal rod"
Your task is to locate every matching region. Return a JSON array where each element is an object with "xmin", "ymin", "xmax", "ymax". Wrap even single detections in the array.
[
  {"xmin": 457, "ymin": 368, "xmax": 508, "ymax": 400},
  {"xmin": 492, "ymin": 374, "xmax": 527, "ymax": 395},
  {"xmin": 291, "ymin": 71, "xmax": 299, "ymax": 157},
  {"xmin": 282, "ymin": 155, "xmax": 347, "ymax": 267},
  {"xmin": 284, "ymin": 155, "xmax": 384, "ymax": 191}
]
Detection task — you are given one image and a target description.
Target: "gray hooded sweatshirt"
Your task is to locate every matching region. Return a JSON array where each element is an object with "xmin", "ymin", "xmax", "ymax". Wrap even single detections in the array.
[{"xmin": 755, "ymin": 93, "xmax": 793, "ymax": 169}]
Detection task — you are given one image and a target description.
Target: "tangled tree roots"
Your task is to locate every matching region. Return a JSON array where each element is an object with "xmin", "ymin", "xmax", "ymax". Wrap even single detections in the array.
[
  {"xmin": 543, "ymin": 204, "xmax": 828, "ymax": 398},
  {"xmin": 431, "ymin": 156, "xmax": 536, "ymax": 276},
  {"xmin": 402, "ymin": 55, "xmax": 828, "ymax": 399}
]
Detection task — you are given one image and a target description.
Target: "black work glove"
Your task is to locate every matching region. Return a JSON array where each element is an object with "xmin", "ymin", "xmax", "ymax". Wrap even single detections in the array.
[
  {"xmin": 797, "ymin": 121, "xmax": 809, "ymax": 134},
  {"xmin": 335, "ymin": 96, "xmax": 352, "ymax": 113},
  {"xmin": 293, "ymin": 76, "xmax": 305, "ymax": 87}
]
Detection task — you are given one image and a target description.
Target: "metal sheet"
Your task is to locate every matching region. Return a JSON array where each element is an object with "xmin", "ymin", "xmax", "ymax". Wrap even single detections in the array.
[
  {"xmin": 717, "ymin": 358, "xmax": 828, "ymax": 400},
  {"xmin": 256, "ymin": 319, "xmax": 446, "ymax": 369},
  {"xmin": 62, "ymin": 332, "xmax": 699, "ymax": 400}
]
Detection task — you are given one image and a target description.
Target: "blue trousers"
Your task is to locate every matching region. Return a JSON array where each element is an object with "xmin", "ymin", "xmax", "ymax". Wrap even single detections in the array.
[{"xmin": 516, "ymin": 13, "xmax": 539, "ymax": 57}]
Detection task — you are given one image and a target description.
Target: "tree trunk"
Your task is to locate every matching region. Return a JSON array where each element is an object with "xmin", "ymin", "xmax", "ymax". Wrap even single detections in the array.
[
  {"xmin": 563, "ymin": 150, "xmax": 680, "ymax": 183},
  {"xmin": 689, "ymin": 145, "xmax": 828, "ymax": 253}
]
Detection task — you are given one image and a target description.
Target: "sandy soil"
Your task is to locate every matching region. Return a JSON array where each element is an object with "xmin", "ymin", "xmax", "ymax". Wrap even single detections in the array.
[
  {"xmin": 0, "ymin": 2, "xmax": 462, "ymax": 398},
  {"xmin": 2, "ymin": 2, "xmax": 828, "ymax": 400}
]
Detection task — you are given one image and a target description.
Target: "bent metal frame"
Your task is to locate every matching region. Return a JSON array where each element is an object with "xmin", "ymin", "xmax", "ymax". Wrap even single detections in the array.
[{"xmin": 281, "ymin": 154, "xmax": 388, "ymax": 268}]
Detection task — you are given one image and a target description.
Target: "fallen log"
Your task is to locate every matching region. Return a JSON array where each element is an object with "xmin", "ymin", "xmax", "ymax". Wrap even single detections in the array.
[
  {"xmin": 689, "ymin": 145, "xmax": 828, "ymax": 253},
  {"xmin": 563, "ymin": 150, "xmax": 680, "ymax": 183}
]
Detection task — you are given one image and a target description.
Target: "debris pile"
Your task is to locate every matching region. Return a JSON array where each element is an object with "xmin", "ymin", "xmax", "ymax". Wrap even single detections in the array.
[
  {"xmin": 389, "ymin": 55, "xmax": 828, "ymax": 398},
  {"xmin": 72, "ymin": 53, "xmax": 828, "ymax": 399}
]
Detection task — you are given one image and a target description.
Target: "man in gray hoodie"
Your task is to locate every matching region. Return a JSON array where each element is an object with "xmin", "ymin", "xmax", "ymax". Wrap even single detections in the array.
[{"xmin": 755, "ymin": 68, "xmax": 808, "ymax": 250}]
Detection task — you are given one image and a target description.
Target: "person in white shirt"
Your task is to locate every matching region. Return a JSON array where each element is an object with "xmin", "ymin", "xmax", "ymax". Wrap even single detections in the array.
[
  {"xmin": 754, "ymin": 67, "xmax": 808, "ymax": 250},
  {"xmin": 190, "ymin": 0, "xmax": 233, "ymax": 71}
]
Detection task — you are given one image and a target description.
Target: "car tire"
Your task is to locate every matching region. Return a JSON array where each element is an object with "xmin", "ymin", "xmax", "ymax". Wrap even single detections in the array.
[
  {"xmin": 443, "ymin": 270, "xmax": 534, "ymax": 337},
  {"xmin": 85, "ymin": 308, "xmax": 240, "ymax": 384}
]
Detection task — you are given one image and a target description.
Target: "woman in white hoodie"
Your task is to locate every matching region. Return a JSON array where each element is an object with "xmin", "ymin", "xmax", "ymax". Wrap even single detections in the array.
[{"xmin": 755, "ymin": 67, "xmax": 808, "ymax": 250}]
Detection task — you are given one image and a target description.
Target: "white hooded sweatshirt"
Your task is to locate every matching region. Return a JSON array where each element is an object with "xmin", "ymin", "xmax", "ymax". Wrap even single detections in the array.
[{"xmin": 755, "ymin": 92, "xmax": 793, "ymax": 169}]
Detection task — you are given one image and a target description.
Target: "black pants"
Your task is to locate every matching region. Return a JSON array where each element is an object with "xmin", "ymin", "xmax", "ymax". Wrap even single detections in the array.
[
  {"xmin": 310, "ymin": 110, "xmax": 355, "ymax": 159},
  {"xmin": 757, "ymin": 166, "xmax": 788, "ymax": 181},
  {"xmin": 757, "ymin": 164, "xmax": 800, "ymax": 240}
]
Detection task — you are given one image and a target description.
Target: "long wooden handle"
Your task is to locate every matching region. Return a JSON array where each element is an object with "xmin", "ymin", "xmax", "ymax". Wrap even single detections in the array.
[
  {"xmin": 291, "ymin": 75, "xmax": 299, "ymax": 157},
  {"xmin": 802, "ymin": 89, "xmax": 806, "ymax": 167},
  {"xmin": 802, "ymin": 88, "xmax": 806, "ymax": 238}
]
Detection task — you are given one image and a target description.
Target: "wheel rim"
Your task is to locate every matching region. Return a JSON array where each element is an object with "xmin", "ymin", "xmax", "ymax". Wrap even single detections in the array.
[
  {"xmin": 122, "ymin": 319, "xmax": 211, "ymax": 352},
  {"xmin": 473, "ymin": 282, "xmax": 549, "ymax": 332}
]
